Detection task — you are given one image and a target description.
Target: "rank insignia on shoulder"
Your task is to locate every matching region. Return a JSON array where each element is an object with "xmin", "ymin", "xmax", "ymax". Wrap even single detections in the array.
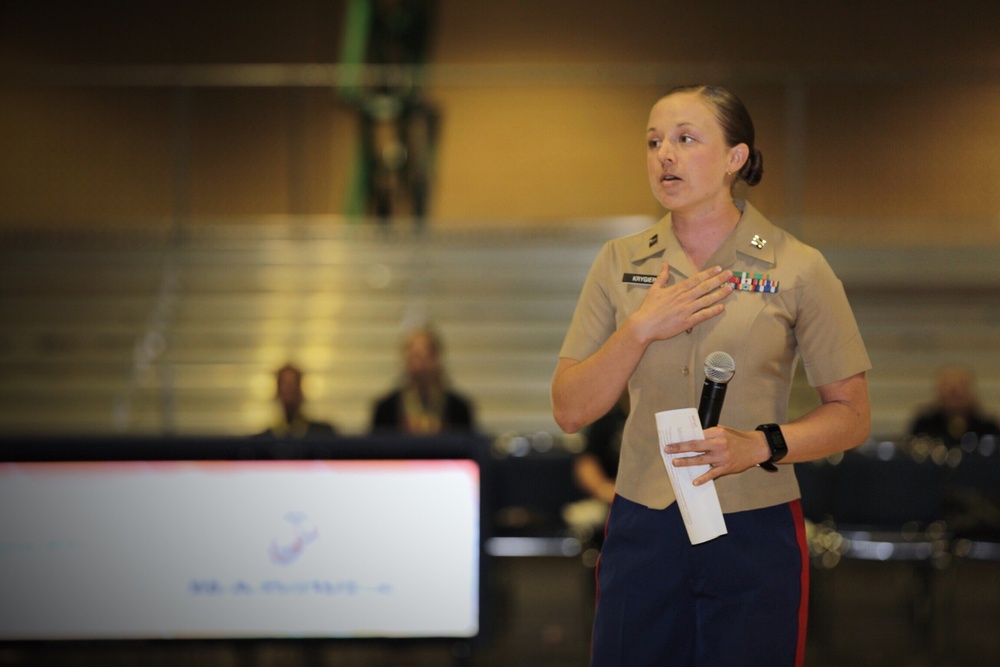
[{"xmin": 728, "ymin": 271, "xmax": 779, "ymax": 293}]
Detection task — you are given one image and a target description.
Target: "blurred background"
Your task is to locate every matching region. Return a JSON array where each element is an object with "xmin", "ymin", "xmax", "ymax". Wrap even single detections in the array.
[{"xmin": 2, "ymin": 1, "xmax": 1000, "ymax": 665}]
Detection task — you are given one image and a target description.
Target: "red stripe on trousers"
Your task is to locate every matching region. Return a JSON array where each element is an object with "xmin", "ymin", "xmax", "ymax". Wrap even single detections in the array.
[{"xmin": 790, "ymin": 498, "xmax": 810, "ymax": 667}]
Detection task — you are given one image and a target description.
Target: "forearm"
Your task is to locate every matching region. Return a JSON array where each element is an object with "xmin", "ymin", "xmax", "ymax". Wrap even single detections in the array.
[
  {"xmin": 779, "ymin": 373, "xmax": 871, "ymax": 464},
  {"xmin": 666, "ymin": 373, "xmax": 870, "ymax": 485},
  {"xmin": 552, "ymin": 320, "xmax": 649, "ymax": 433}
]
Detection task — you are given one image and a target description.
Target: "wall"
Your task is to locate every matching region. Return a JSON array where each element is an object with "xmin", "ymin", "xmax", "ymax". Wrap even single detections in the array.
[
  {"xmin": 2, "ymin": 0, "xmax": 1000, "ymax": 245},
  {"xmin": 0, "ymin": 0, "xmax": 354, "ymax": 226}
]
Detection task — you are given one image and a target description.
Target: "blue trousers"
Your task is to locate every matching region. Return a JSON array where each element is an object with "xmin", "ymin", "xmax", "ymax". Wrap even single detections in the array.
[{"xmin": 590, "ymin": 496, "xmax": 809, "ymax": 667}]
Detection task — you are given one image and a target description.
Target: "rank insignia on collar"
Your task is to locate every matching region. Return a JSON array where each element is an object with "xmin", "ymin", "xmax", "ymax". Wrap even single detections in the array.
[
  {"xmin": 729, "ymin": 271, "xmax": 779, "ymax": 293},
  {"xmin": 750, "ymin": 234, "xmax": 767, "ymax": 250},
  {"xmin": 649, "ymin": 234, "xmax": 658, "ymax": 247}
]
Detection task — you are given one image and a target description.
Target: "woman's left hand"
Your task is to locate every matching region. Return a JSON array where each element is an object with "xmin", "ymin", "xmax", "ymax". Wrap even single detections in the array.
[{"xmin": 663, "ymin": 426, "xmax": 768, "ymax": 486}]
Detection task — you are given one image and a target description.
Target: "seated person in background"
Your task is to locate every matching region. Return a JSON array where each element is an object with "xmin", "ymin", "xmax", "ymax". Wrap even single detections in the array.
[
  {"xmin": 563, "ymin": 392, "xmax": 629, "ymax": 545},
  {"xmin": 371, "ymin": 325, "xmax": 475, "ymax": 434},
  {"xmin": 258, "ymin": 363, "xmax": 337, "ymax": 439},
  {"xmin": 909, "ymin": 365, "xmax": 999, "ymax": 448}
]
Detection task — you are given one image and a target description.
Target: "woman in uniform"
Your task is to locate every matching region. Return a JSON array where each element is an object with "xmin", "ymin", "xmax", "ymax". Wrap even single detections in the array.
[{"xmin": 551, "ymin": 85, "xmax": 871, "ymax": 666}]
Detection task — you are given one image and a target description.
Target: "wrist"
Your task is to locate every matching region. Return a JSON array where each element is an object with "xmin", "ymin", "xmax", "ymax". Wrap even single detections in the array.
[
  {"xmin": 753, "ymin": 431, "xmax": 771, "ymax": 466},
  {"xmin": 622, "ymin": 315, "xmax": 655, "ymax": 348},
  {"xmin": 755, "ymin": 423, "xmax": 788, "ymax": 472}
]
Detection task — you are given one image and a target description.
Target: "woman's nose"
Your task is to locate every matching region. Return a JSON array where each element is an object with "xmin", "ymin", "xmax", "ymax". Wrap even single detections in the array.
[{"xmin": 658, "ymin": 143, "xmax": 674, "ymax": 163}]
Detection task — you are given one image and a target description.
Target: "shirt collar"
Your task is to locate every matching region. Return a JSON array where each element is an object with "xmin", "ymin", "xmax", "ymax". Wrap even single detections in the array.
[
  {"xmin": 629, "ymin": 200, "xmax": 776, "ymax": 275},
  {"xmin": 727, "ymin": 200, "xmax": 776, "ymax": 267}
]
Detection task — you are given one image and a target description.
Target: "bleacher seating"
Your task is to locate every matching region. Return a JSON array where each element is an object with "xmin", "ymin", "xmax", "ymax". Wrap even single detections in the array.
[{"xmin": 1, "ymin": 220, "xmax": 1000, "ymax": 442}]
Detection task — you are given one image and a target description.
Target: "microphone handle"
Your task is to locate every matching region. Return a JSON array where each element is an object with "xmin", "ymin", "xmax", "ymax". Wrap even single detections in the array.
[{"xmin": 698, "ymin": 379, "xmax": 728, "ymax": 428}]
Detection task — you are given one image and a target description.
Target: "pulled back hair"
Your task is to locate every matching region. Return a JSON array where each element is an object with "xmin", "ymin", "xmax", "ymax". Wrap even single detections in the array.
[{"xmin": 664, "ymin": 85, "xmax": 764, "ymax": 187}]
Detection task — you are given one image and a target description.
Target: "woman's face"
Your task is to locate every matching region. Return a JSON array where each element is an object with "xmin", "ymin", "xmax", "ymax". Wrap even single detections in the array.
[
  {"xmin": 646, "ymin": 92, "xmax": 744, "ymax": 215},
  {"xmin": 404, "ymin": 333, "xmax": 440, "ymax": 383}
]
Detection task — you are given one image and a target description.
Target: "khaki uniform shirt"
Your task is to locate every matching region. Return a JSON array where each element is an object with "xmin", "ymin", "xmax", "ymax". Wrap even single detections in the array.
[{"xmin": 559, "ymin": 201, "xmax": 871, "ymax": 512}]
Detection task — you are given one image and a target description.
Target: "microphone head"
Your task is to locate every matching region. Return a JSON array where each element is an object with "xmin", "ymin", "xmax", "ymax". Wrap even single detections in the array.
[{"xmin": 704, "ymin": 351, "xmax": 736, "ymax": 384}]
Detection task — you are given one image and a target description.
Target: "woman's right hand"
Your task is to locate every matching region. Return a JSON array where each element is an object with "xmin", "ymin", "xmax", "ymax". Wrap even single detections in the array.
[
  {"xmin": 553, "ymin": 264, "xmax": 733, "ymax": 433},
  {"xmin": 629, "ymin": 264, "xmax": 733, "ymax": 344}
]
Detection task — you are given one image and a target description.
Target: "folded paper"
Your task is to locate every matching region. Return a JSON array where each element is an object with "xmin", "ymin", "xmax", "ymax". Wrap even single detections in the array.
[{"xmin": 655, "ymin": 407, "xmax": 728, "ymax": 544}]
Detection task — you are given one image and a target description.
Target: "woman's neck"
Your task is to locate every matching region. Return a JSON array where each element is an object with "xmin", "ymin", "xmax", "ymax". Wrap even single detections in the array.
[{"xmin": 671, "ymin": 200, "xmax": 742, "ymax": 270}]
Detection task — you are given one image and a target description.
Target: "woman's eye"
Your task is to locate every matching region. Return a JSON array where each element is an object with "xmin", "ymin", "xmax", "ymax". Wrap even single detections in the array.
[
  {"xmin": 679, "ymin": 134, "xmax": 695, "ymax": 144},
  {"xmin": 647, "ymin": 138, "xmax": 661, "ymax": 149}
]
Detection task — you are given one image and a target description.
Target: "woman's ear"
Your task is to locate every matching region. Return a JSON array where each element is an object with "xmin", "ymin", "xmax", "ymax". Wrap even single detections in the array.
[{"xmin": 728, "ymin": 143, "xmax": 749, "ymax": 173}]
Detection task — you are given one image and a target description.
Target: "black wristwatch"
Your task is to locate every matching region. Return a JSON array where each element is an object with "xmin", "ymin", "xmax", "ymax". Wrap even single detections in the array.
[{"xmin": 755, "ymin": 423, "xmax": 787, "ymax": 472}]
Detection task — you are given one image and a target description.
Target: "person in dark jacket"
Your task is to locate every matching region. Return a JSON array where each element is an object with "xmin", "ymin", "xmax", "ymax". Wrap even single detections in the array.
[
  {"xmin": 371, "ymin": 325, "xmax": 475, "ymax": 434},
  {"xmin": 258, "ymin": 363, "xmax": 337, "ymax": 439},
  {"xmin": 909, "ymin": 365, "xmax": 999, "ymax": 448}
]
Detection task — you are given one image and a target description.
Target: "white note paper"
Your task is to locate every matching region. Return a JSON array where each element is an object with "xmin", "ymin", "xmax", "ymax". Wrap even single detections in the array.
[{"xmin": 655, "ymin": 407, "xmax": 728, "ymax": 545}]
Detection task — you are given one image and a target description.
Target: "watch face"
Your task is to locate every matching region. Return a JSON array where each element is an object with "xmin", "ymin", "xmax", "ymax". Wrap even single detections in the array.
[{"xmin": 758, "ymin": 424, "xmax": 787, "ymax": 462}]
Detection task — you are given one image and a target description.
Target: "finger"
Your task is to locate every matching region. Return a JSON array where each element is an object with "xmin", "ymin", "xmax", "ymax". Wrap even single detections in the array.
[
  {"xmin": 688, "ymin": 301, "xmax": 726, "ymax": 326},
  {"xmin": 663, "ymin": 437, "xmax": 704, "ymax": 455},
  {"xmin": 678, "ymin": 266, "xmax": 722, "ymax": 293},
  {"xmin": 653, "ymin": 263, "xmax": 671, "ymax": 288},
  {"xmin": 699, "ymin": 272, "xmax": 722, "ymax": 295},
  {"xmin": 680, "ymin": 267, "xmax": 731, "ymax": 303},
  {"xmin": 692, "ymin": 468, "xmax": 716, "ymax": 487},
  {"xmin": 673, "ymin": 456, "xmax": 719, "ymax": 487},
  {"xmin": 696, "ymin": 265, "xmax": 727, "ymax": 283},
  {"xmin": 696, "ymin": 282, "xmax": 734, "ymax": 310},
  {"xmin": 699, "ymin": 267, "xmax": 734, "ymax": 295},
  {"xmin": 690, "ymin": 274, "xmax": 734, "ymax": 313}
]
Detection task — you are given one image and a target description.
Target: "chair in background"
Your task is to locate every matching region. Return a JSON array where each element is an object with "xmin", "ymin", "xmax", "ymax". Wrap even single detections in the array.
[
  {"xmin": 939, "ymin": 443, "xmax": 1000, "ymax": 658},
  {"xmin": 825, "ymin": 443, "xmax": 951, "ymax": 655},
  {"xmin": 945, "ymin": 441, "xmax": 1000, "ymax": 552}
]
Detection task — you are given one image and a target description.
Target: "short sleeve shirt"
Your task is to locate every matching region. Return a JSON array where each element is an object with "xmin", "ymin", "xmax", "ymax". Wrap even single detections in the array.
[{"xmin": 559, "ymin": 201, "xmax": 872, "ymax": 512}]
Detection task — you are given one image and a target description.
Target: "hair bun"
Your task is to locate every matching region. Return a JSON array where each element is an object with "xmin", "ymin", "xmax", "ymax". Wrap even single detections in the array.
[{"xmin": 741, "ymin": 147, "xmax": 764, "ymax": 187}]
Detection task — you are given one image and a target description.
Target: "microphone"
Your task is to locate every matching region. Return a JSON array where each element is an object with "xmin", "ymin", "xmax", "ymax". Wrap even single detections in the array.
[{"xmin": 698, "ymin": 351, "xmax": 736, "ymax": 428}]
